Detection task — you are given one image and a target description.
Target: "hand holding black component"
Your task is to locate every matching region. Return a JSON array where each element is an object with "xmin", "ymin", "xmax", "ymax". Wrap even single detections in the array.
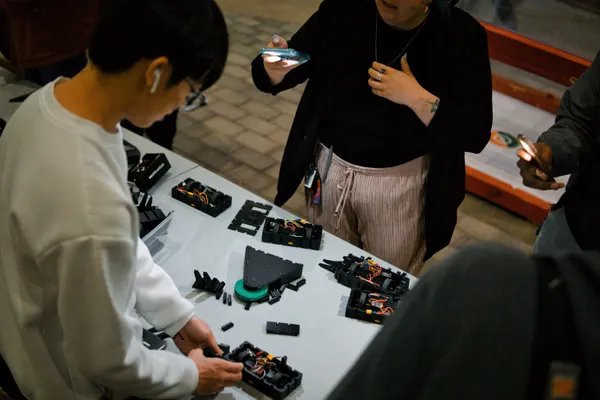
[{"xmin": 188, "ymin": 348, "xmax": 243, "ymax": 395}]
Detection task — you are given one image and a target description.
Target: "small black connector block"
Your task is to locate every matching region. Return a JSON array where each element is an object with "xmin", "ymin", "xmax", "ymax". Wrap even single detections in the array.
[
  {"xmin": 262, "ymin": 217, "xmax": 323, "ymax": 250},
  {"xmin": 221, "ymin": 322, "xmax": 234, "ymax": 332},
  {"xmin": 228, "ymin": 200, "xmax": 273, "ymax": 236},
  {"xmin": 172, "ymin": 178, "xmax": 232, "ymax": 217},
  {"xmin": 266, "ymin": 322, "xmax": 300, "ymax": 337},
  {"xmin": 227, "ymin": 293, "xmax": 232, "ymax": 306},
  {"xmin": 224, "ymin": 341, "xmax": 302, "ymax": 400},
  {"xmin": 128, "ymin": 153, "xmax": 171, "ymax": 192},
  {"xmin": 268, "ymin": 296, "xmax": 281, "ymax": 305},
  {"xmin": 287, "ymin": 278, "xmax": 306, "ymax": 292},
  {"xmin": 223, "ymin": 291, "xmax": 228, "ymax": 304},
  {"xmin": 123, "ymin": 140, "xmax": 141, "ymax": 167},
  {"xmin": 321, "ymin": 254, "xmax": 411, "ymax": 298},
  {"xmin": 345, "ymin": 289, "xmax": 402, "ymax": 324},
  {"xmin": 192, "ymin": 270, "xmax": 226, "ymax": 297}
]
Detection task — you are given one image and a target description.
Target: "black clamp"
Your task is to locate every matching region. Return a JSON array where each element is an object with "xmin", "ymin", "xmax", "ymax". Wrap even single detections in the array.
[
  {"xmin": 192, "ymin": 270, "xmax": 226, "ymax": 297},
  {"xmin": 266, "ymin": 322, "xmax": 300, "ymax": 337}
]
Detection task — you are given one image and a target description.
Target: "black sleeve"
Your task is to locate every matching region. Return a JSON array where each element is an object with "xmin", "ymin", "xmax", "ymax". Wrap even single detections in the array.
[
  {"xmin": 251, "ymin": 0, "xmax": 332, "ymax": 95},
  {"xmin": 538, "ymin": 50, "xmax": 600, "ymax": 177},
  {"xmin": 424, "ymin": 21, "xmax": 493, "ymax": 154}
]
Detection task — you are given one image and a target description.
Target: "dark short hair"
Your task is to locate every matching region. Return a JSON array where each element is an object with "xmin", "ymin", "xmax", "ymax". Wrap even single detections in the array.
[{"xmin": 88, "ymin": 0, "xmax": 228, "ymax": 91}]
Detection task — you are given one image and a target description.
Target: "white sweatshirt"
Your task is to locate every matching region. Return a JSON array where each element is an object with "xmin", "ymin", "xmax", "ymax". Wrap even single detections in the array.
[{"xmin": 0, "ymin": 80, "xmax": 199, "ymax": 399}]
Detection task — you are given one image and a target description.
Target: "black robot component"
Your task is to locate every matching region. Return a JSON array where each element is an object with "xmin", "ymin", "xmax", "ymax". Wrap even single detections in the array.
[
  {"xmin": 192, "ymin": 270, "xmax": 226, "ymax": 297},
  {"xmin": 262, "ymin": 217, "xmax": 323, "ymax": 250},
  {"xmin": 130, "ymin": 188, "xmax": 170, "ymax": 238},
  {"xmin": 172, "ymin": 178, "xmax": 232, "ymax": 217},
  {"xmin": 228, "ymin": 200, "xmax": 273, "ymax": 236},
  {"xmin": 243, "ymin": 247, "xmax": 303, "ymax": 291},
  {"xmin": 345, "ymin": 289, "xmax": 403, "ymax": 324},
  {"xmin": 224, "ymin": 341, "xmax": 303, "ymax": 400},
  {"xmin": 221, "ymin": 322, "xmax": 234, "ymax": 332},
  {"xmin": 319, "ymin": 254, "xmax": 411, "ymax": 298},
  {"xmin": 128, "ymin": 153, "xmax": 172, "ymax": 192},
  {"xmin": 123, "ymin": 140, "xmax": 141, "ymax": 167},
  {"xmin": 142, "ymin": 328, "xmax": 168, "ymax": 351},
  {"xmin": 266, "ymin": 322, "xmax": 300, "ymax": 337}
]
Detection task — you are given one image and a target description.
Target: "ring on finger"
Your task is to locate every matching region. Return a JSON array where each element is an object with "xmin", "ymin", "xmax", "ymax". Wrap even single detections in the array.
[
  {"xmin": 381, "ymin": 66, "xmax": 387, "ymax": 73},
  {"xmin": 377, "ymin": 72, "xmax": 382, "ymax": 81}
]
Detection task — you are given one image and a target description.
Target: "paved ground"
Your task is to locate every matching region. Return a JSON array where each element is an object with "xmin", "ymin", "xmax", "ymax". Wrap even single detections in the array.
[{"xmin": 172, "ymin": 11, "xmax": 540, "ymax": 267}]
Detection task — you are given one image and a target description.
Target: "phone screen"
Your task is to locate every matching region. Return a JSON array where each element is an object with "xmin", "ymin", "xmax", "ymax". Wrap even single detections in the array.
[{"xmin": 260, "ymin": 48, "xmax": 310, "ymax": 66}]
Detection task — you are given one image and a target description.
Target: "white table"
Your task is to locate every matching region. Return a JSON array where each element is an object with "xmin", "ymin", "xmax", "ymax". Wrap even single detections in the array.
[
  {"xmin": 0, "ymin": 74, "xmax": 417, "ymax": 400},
  {"xmin": 137, "ymin": 148, "xmax": 418, "ymax": 400}
]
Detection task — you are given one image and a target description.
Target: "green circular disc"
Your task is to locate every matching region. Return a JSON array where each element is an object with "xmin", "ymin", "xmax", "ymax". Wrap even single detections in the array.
[{"xmin": 234, "ymin": 279, "xmax": 268, "ymax": 302}]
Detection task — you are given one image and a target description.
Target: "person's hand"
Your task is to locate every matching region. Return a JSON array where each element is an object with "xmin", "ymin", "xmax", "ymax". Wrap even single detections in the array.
[
  {"xmin": 368, "ymin": 57, "xmax": 428, "ymax": 107},
  {"xmin": 262, "ymin": 35, "xmax": 301, "ymax": 86},
  {"xmin": 516, "ymin": 142, "xmax": 565, "ymax": 190},
  {"xmin": 188, "ymin": 348, "xmax": 243, "ymax": 395},
  {"xmin": 174, "ymin": 316, "xmax": 220, "ymax": 356}
]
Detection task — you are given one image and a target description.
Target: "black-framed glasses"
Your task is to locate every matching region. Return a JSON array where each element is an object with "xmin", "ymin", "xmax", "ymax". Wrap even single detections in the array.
[{"xmin": 181, "ymin": 80, "xmax": 208, "ymax": 112}]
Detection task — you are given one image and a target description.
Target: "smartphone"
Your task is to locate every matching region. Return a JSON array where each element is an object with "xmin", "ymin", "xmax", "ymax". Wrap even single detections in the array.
[
  {"xmin": 517, "ymin": 134, "xmax": 556, "ymax": 182},
  {"xmin": 260, "ymin": 48, "xmax": 310, "ymax": 67}
]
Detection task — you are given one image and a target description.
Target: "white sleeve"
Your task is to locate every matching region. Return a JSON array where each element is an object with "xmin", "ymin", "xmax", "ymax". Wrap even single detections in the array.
[
  {"xmin": 134, "ymin": 238, "xmax": 195, "ymax": 337},
  {"xmin": 42, "ymin": 236, "xmax": 199, "ymax": 399}
]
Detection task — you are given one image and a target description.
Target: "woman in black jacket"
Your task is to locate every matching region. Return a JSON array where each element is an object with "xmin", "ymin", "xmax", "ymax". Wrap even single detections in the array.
[{"xmin": 252, "ymin": 0, "xmax": 492, "ymax": 276}]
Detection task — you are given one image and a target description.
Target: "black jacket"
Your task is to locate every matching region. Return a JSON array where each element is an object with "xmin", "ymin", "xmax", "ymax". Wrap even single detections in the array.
[
  {"xmin": 251, "ymin": 0, "xmax": 493, "ymax": 259},
  {"xmin": 538, "ymin": 50, "xmax": 600, "ymax": 252}
]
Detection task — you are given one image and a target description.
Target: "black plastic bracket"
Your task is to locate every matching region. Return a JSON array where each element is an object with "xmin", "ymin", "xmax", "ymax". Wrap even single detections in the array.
[
  {"xmin": 131, "ymin": 188, "xmax": 171, "ymax": 239},
  {"xmin": 192, "ymin": 270, "xmax": 226, "ymax": 297},
  {"xmin": 128, "ymin": 153, "xmax": 171, "ymax": 192},
  {"xmin": 266, "ymin": 322, "xmax": 300, "ymax": 336},
  {"xmin": 228, "ymin": 200, "xmax": 272, "ymax": 236},
  {"xmin": 123, "ymin": 140, "xmax": 141, "ymax": 167}
]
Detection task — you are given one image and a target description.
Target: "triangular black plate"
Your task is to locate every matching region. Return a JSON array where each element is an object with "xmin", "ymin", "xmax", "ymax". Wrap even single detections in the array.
[{"xmin": 243, "ymin": 246, "xmax": 303, "ymax": 290}]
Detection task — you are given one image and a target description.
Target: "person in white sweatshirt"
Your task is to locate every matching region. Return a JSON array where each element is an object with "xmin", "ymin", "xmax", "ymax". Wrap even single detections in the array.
[{"xmin": 0, "ymin": 0, "xmax": 243, "ymax": 399}]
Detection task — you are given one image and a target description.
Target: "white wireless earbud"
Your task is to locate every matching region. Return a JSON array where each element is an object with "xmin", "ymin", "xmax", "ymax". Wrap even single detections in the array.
[{"xmin": 150, "ymin": 69, "xmax": 161, "ymax": 94}]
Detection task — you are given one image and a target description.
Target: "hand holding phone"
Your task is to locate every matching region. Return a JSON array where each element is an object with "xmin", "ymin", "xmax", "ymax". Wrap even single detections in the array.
[
  {"xmin": 261, "ymin": 35, "xmax": 307, "ymax": 86},
  {"xmin": 516, "ymin": 135, "xmax": 564, "ymax": 190}
]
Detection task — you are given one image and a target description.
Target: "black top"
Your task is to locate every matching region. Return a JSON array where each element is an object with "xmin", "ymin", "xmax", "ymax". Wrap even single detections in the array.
[
  {"xmin": 251, "ymin": 0, "xmax": 493, "ymax": 260},
  {"xmin": 537, "ymin": 49, "xmax": 600, "ymax": 252},
  {"xmin": 320, "ymin": 11, "xmax": 432, "ymax": 167}
]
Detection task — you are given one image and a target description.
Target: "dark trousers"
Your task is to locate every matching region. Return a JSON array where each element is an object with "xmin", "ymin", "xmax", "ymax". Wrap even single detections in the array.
[
  {"xmin": 121, "ymin": 110, "xmax": 178, "ymax": 151},
  {"xmin": 24, "ymin": 52, "xmax": 88, "ymax": 86}
]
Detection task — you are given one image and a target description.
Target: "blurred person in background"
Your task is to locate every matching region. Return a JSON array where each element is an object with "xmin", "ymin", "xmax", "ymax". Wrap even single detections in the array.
[
  {"xmin": 517, "ymin": 49, "xmax": 600, "ymax": 255},
  {"xmin": 252, "ymin": 0, "xmax": 492, "ymax": 276},
  {"xmin": 2, "ymin": 0, "xmax": 102, "ymax": 85}
]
